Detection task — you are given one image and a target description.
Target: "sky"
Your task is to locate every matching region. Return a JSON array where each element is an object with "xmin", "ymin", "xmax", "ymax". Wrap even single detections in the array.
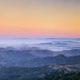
[{"xmin": 0, "ymin": 0, "xmax": 80, "ymax": 37}]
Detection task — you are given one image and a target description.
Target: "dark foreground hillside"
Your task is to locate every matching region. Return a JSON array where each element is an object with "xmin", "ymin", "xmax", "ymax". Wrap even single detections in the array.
[{"xmin": 0, "ymin": 64, "xmax": 80, "ymax": 80}]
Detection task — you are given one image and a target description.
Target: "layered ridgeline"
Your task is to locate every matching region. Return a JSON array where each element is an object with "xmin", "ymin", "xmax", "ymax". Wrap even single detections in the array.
[
  {"xmin": 0, "ymin": 47, "xmax": 80, "ymax": 67},
  {"xmin": 0, "ymin": 38, "xmax": 80, "ymax": 67},
  {"xmin": 0, "ymin": 38, "xmax": 80, "ymax": 80}
]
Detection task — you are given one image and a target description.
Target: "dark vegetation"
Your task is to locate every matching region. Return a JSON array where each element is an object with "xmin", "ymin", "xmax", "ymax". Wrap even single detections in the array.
[
  {"xmin": 45, "ymin": 72, "xmax": 80, "ymax": 80},
  {"xmin": 0, "ymin": 67, "xmax": 80, "ymax": 80}
]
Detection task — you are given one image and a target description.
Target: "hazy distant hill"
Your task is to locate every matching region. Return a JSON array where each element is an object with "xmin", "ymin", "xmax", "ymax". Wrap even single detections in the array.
[
  {"xmin": 29, "ymin": 54, "xmax": 80, "ymax": 67},
  {"xmin": 0, "ymin": 47, "xmax": 80, "ymax": 67}
]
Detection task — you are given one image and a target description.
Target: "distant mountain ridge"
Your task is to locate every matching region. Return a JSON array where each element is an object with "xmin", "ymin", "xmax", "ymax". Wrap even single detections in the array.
[
  {"xmin": 30, "ymin": 54, "xmax": 80, "ymax": 67},
  {"xmin": 0, "ymin": 47, "xmax": 80, "ymax": 57},
  {"xmin": 0, "ymin": 47, "xmax": 80, "ymax": 67}
]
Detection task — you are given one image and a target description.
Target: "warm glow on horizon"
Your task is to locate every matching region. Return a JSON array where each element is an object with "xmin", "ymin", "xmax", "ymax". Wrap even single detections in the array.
[{"xmin": 0, "ymin": 0, "xmax": 80, "ymax": 37}]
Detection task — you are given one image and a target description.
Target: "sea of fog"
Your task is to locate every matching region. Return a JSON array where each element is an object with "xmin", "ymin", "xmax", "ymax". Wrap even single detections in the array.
[{"xmin": 0, "ymin": 38, "xmax": 80, "ymax": 51}]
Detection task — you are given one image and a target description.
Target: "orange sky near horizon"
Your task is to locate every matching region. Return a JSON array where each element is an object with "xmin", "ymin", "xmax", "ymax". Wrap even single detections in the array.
[{"xmin": 0, "ymin": 0, "xmax": 80, "ymax": 37}]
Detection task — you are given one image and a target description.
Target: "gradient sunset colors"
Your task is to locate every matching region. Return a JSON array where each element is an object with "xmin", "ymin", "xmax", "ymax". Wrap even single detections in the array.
[{"xmin": 0, "ymin": 0, "xmax": 80, "ymax": 37}]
